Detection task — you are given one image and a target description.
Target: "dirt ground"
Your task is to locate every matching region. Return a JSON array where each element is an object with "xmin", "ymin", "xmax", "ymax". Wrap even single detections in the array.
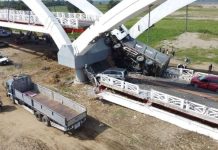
[
  {"xmin": 1, "ymin": 43, "xmax": 218, "ymax": 150},
  {"xmin": 160, "ymin": 32, "xmax": 218, "ymax": 72},
  {"xmin": 162, "ymin": 32, "xmax": 218, "ymax": 50}
]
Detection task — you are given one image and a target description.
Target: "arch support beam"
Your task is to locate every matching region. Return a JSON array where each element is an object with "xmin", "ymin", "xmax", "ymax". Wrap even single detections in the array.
[
  {"xmin": 72, "ymin": 0, "xmax": 165, "ymax": 56},
  {"xmin": 22, "ymin": 0, "xmax": 72, "ymax": 49},
  {"xmin": 129, "ymin": 0, "xmax": 196, "ymax": 38},
  {"xmin": 21, "ymin": 0, "xmax": 78, "ymax": 69}
]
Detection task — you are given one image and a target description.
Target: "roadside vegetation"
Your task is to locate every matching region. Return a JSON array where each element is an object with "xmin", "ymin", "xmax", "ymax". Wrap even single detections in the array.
[
  {"xmin": 176, "ymin": 48, "xmax": 218, "ymax": 64},
  {"xmin": 125, "ymin": 18, "xmax": 218, "ymax": 47}
]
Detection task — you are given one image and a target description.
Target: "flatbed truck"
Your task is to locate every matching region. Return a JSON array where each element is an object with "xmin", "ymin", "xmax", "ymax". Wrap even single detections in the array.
[{"xmin": 5, "ymin": 75, "xmax": 87, "ymax": 132}]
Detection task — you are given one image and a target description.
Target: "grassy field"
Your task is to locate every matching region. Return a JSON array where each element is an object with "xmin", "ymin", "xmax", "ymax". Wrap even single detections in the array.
[
  {"xmin": 48, "ymin": 6, "xmax": 68, "ymax": 12},
  {"xmin": 176, "ymin": 48, "xmax": 218, "ymax": 64},
  {"xmin": 125, "ymin": 18, "xmax": 218, "ymax": 47}
]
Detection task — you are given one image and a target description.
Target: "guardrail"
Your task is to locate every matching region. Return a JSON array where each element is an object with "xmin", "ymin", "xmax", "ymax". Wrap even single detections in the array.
[
  {"xmin": 165, "ymin": 67, "xmax": 218, "ymax": 82},
  {"xmin": 164, "ymin": 67, "xmax": 194, "ymax": 81},
  {"xmin": 0, "ymin": 9, "xmax": 99, "ymax": 28},
  {"xmin": 99, "ymin": 75, "xmax": 218, "ymax": 124},
  {"xmin": 100, "ymin": 75, "xmax": 140, "ymax": 95}
]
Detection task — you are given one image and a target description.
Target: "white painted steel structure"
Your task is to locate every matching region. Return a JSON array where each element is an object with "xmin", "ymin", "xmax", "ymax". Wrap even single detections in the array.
[
  {"xmin": 98, "ymin": 91, "xmax": 218, "ymax": 141},
  {"xmin": 0, "ymin": 9, "xmax": 99, "ymax": 29},
  {"xmin": 129, "ymin": 0, "xmax": 197, "ymax": 38},
  {"xmin": 72, "ymin": 0, "xmax": 165, "ymax": 56},
  {"xmin": 0, "ymin": 0, "xmax": 198, "ymax": 55},
  {"xmin": 164, "ymin": 68, "xmax": 194, "ymax": 81},
  {"xmin": 99, "ymin": 75, "xmax": 218, "ymax": 124},
  {"xmin": 19, "ymin": 0, "xmax": 72, "ymax": 50}
]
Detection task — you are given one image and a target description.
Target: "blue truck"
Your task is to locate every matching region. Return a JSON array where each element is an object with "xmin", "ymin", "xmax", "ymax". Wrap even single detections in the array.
[{"xmin": 5, "ymin": 75, "xmax": 87, "ymax": 132}]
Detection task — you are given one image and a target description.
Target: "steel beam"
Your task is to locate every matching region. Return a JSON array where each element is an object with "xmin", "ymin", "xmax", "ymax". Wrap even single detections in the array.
[{"xmin": 72, "ymin": 0, "xmax": 165, "ymax": 56}]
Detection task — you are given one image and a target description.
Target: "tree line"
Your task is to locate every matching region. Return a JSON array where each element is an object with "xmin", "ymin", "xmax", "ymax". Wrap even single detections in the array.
[{"xmin": 0, "ymin": 0, "xmax": 119, "ymax": 12}]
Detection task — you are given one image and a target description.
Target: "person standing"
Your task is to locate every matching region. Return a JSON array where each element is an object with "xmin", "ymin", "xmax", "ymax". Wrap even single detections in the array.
[{"xmin": 208, "ymin": 64, "xmax": 213, "ymax": 73}]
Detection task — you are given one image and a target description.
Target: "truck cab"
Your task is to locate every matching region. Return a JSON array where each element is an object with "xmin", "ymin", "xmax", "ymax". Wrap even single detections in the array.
[{"xmin": 6, "ymin": 75, "xmax": 32, "ymax": 101}]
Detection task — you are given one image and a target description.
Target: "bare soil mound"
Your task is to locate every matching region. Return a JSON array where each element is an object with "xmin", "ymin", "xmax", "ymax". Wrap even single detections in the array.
[{"xmin": 161, "ymin": 32, "xmax": 218, "ymax": 49}]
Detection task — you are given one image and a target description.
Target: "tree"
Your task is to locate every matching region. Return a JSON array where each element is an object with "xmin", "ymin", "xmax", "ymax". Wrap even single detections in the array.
[{"xmin": 108, "ymin": 0, "xmax": 119, "ymax": 9}]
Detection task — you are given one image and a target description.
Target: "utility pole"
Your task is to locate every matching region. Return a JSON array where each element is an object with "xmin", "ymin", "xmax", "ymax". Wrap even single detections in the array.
[
  {"xmin": 7, "ymin": 0, "xmax": 10, "ymax": 21},
  {"xmin": 147, "ymin": 5, "xmax": 152, "ymax": 43},
  {"xmin": 185, "ymin": 5, "xmax": 189, "ymax": 32}
]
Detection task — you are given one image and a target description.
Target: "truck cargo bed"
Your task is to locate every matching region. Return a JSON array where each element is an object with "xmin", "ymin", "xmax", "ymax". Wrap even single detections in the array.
[{"xmin": 33, "ymin": 94, "xmax": 79, "ymax": 121}]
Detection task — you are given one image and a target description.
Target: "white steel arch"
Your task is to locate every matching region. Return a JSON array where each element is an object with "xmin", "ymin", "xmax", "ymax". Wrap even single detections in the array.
[
  {"xmin": 0, "ymin": 0, "xmax": 72, "ymax": 50},
  {"xmin": 21, "ymin": 0, "xmax": 72, "ymax": 50},
  {"xmin": 72, "ymin": 0, "xmax": 165, "ymax": 56},
  {"xmin": 129, "ymin": 0, "xmax": 197, "ymax": 38}
]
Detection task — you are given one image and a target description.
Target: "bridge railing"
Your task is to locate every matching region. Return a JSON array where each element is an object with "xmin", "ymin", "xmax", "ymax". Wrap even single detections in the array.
[
  {"xmin": 99, "ymin": 75, "xmax": 218, "ymax": 124},
  {"xmin": 0, "ymin": 9, "xmax": 99, "ymax": 28},
  {"xmin": 100, "ymin": 75, "xmax": 140, "ymax": 95}
]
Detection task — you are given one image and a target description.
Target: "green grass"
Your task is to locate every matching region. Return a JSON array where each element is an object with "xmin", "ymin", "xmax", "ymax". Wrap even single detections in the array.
[
  {"xmin": 176, "ymin": 48, "xmax": 218, "ymax": 64},
  {"xmin": 125, "ymin": 18, "xmax": 218, "ymax": 47},
  {"xmin": 48, "ymin": 6, "xmax": 68, "ymax": 12},
  {"xmin": 68, "ymin": 32, "xmax": 81, "ymax": 41},
  {"xmin": 95, "ymin": 4, "xmax": 108, "ymax": 13}
]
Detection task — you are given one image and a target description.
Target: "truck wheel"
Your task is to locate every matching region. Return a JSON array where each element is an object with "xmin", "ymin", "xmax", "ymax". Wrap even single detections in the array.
[
  {"xmin": 35, "ymin": 111, "xmax": 42, "ymax": 122},
  {"xmin": 42, "ymin": 115, "xmax": 51, "ymax": 127},
  {"xmin": 18, "ymin": 100, "xmax": 24, "ymax": 105},
  {"xmin": 136, "ymin": 55, "xmax": 145, "ymax": 62},
  {"xmin": 113, "ymin": 43, "xmax": 121, "ymax": 49}
]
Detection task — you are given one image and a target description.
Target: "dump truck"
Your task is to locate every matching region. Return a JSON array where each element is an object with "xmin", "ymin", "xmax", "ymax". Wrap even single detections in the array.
[
  {"xmin": 105, "ymin": 26, "xmax": 170, "ymax": 76},
  {"xmin": 5, "ymin": 75, "xmax": 87, "ymax": 132},
  {"xmin": 111, "ymin": 37, "xmax": 170, "ymax": 76}
]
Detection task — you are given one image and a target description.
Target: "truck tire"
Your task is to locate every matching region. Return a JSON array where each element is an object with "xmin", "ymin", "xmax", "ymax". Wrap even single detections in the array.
[
  {"xmin": 35, "ymin": 111, "xmax": 42, "ymax": 122},
  {"xmin": 42, "ymin": 115, "xmax": 50, "ymax": 127},
  {"xmin": 136, "ymin": 55, "xmax": 145, "ymax": 62},
  {"xmin": 113, "ymin": 43, "xmax": 121, "ymax": 49},
  {"xmin": 18, "ymin": 100, "xmax": 24, "ymax": 105}
]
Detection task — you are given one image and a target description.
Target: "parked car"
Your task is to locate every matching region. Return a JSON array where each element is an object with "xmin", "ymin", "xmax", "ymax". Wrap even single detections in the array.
[
  {"xmin": 191, "ymin": 75, "xmax": 218, "ymax": 92},
  {"xmin": 0, "ymin": 55, "xmax": 10, "ymax": 65},
  {"xmin": 97, "ymin": 68, "xmax": 128, "ymax": 80}
]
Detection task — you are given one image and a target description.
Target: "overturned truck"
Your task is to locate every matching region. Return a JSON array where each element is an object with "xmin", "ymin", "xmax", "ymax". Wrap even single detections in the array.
[{"xmin": 105, "ymin": 26, "xmax": 170, "ymax": 76}]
